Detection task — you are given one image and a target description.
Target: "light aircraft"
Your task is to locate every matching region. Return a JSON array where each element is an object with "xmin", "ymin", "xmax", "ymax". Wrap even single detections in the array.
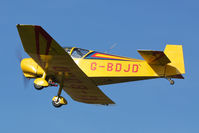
[{"xmin": 17, "ymin": 24, "xmax": 185, "ymax": 108}]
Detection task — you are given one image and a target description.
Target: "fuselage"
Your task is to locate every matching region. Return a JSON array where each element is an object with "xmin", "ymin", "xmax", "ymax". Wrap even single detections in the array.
[{"xmin": 21, "ymin": 47, "xmax": 165, "ymax": 85}]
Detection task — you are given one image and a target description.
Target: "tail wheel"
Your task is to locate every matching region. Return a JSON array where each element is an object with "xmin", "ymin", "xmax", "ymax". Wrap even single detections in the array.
[
  {"xmin": 170, "ymin": 80, "xmax": 175, "ymax": 85},
  {"xmin": 166, "ymin": 78, "xmax": 175, "ymax": 85}
]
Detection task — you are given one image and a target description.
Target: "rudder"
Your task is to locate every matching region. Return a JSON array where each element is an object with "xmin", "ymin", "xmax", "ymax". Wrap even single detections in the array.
[{"xmin": 164, "ymin": 45, "xmax": 185, "ymax": 77}]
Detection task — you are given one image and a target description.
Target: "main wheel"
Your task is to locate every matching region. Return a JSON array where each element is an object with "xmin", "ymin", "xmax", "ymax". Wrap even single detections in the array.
[
  {"xmin": 34, "ymin": 83, "xmax": 44, "ymax": 90},
  {"xmin": 52, "ymin": 97, "xmax": 62, "ymax": 108}
]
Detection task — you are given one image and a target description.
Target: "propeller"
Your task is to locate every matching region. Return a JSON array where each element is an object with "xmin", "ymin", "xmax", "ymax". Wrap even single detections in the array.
[{"xmin": 15, "ymin": 48, "xmax": 30, "ymax": 88}]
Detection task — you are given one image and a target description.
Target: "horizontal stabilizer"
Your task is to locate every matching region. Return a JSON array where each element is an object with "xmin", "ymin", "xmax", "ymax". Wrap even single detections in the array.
[{"xmin": 138, "ymin": 50, "xmax": 171, "ymax": 65}]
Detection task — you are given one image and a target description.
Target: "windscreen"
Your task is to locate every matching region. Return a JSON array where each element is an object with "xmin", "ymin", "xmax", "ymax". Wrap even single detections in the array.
[
  {"xmin": 71, "ymin": 48, "xmax": 89, "ymax": 58},
  {"xmin": 64, "ymin": 47, "xmax": 72, "ymax": 55}
]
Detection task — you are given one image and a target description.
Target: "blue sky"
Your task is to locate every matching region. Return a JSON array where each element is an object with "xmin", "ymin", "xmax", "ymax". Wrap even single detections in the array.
[{"xmin": 0, "ymin": 0, "xmax": 198, "ymax": 132}]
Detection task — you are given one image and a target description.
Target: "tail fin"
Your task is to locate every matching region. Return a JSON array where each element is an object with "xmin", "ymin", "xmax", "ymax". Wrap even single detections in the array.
[{"xmin": 164, "ymin": 45, "xmax": 185, "ymax": 77}]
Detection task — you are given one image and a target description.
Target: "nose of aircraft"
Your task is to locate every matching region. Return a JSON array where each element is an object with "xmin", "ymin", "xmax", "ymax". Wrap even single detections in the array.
[{"xmin": 20, "ymin": 58, "xmax": 37, "ymax": 75}]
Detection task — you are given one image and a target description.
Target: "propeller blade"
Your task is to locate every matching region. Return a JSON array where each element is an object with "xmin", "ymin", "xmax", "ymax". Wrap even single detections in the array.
[
  {"xmin": 16, "ymin": 47, "xmax": 31, "ymax": 89},
  {"xmin": 15, "ymin": 48, "xmax": 23, "ymax": 63},
  {"xmin": 22, "ymin": 74, "xmax": 30, "ymax": 89}
]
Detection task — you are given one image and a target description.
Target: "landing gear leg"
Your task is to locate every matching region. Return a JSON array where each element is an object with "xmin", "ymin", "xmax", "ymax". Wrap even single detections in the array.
[
  {"xmin": 52, "ymin": 83, "xmax": 67, "ymax": 108},
  {"xmin": 34, "ymin": 72, "xmax": 48, "ymax": 90},
  {"xmin": 167, "ymin": 78, "xmax": 175, "ymax": 85}
]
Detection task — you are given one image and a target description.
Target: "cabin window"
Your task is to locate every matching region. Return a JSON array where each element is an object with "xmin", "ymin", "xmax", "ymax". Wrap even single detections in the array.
[
  {"xmin": 71, "ymin": 48, "xmax": 89, "ymax": 58},
  {"xmin": 64, "ymin": 47, "xmax": 72, "ymax": 55}
]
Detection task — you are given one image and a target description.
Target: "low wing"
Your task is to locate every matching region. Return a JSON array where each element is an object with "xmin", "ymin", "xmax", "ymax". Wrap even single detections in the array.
[
  {"xmin": 138, "ymin": 50, "xmax": 171, "ymax": 66},
  {"xmin": 17, "ymin": 24, "xmax": 114, "ymax": 104}
]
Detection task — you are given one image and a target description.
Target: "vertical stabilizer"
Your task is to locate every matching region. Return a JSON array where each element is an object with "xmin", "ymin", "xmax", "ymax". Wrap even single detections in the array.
[{"xmin": 164, "ymin": 45, "xmax": 185, "ymax": 76}]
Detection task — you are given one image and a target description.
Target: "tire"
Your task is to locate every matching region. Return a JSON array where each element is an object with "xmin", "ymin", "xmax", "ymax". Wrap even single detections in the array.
[
  {"xmin": 52, "ymin": 100, "xmax": 62, "ymax": 108},
  {"xmin": 170, "ymin": 80, "xmax": 175, "ymax": 85},
  {"xmin": 34, "ymin": 83, "xmax": 44, "ymax": 90}
]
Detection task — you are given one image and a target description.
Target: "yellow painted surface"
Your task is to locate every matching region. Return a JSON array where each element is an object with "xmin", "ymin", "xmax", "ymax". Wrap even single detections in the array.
[
  {"xmin": 17, "ymin": 24, "xmax": 185, "ymax": 105},
  {"xmin": 75, "ymin": 59, "xmax": 165, "ymax": 77},
  {"xmin": 52, "ymin": 96, "xmax": 67, "ymax": 105},
  {"xmin": 34, "ymin": 78, "xmax": 49, "ymax": 86},
  {"xmin": 21, "ymin": 58, "xmax": 44, "ymax": 77},
  {"xmin": 164, "ymin": 45, "xmax": 185, "ymax": 76},
  {"xmin": 73, "ymin": 44, "xmax": 185, "ymax": 79},
  {"xmin": 137, "ymin": 50, "xmax": 170, "ymax": 65},
  {"xmin": 17, "ymin": 25, "xmax": 115, "ymax": 104}
]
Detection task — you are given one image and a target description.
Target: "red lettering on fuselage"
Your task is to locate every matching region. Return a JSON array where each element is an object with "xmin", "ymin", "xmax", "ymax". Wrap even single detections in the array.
[
  {"xmin": 107, "ymin": 63, "xmax": 113, "ymax": 71},
  {"xmin": 132, "ymin": 64, "xmax": 138, "ymax": 72},
  {"xmin": 116, "ymin": 63, "xmax": 122, "ymax": 72},
  {"xmin": 124, "ymin": 64, "xmax": 130, "ymax": 72},
  {"xmin": 91, "ymin": 62, "xmax": 97, "ymax": 71},
  {"xmin": 90, "ymin": 62, "xmax": 139, "ymax": 72}
]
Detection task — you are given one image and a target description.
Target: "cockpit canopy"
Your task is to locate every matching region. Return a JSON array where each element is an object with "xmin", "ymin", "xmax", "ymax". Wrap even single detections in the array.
[{"xmin": 64, "ymin": 47, "xmax": 90, "ymax": 58}]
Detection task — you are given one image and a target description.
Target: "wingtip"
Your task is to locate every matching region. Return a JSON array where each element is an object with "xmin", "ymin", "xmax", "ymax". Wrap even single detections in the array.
[{"xmin": 16, "ymin": 24, "xmax": 41, "ymax": 27}]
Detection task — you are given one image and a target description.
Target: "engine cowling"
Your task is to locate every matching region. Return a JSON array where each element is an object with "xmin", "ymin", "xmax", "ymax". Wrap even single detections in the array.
[{"xmin": 20, "ymin": 58, "xmax": 44, "ymax": 78}]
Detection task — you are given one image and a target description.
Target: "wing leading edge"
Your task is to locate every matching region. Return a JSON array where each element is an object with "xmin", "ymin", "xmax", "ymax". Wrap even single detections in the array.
[{"xmin": 17, "ymin": 24, "xmax": 114, "ymax": 105}]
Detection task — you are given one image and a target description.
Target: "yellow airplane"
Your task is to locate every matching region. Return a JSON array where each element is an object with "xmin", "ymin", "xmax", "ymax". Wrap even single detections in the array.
[{"xmin": 17, "ymin": 24, "xmax": 185, "ymax": 108}]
